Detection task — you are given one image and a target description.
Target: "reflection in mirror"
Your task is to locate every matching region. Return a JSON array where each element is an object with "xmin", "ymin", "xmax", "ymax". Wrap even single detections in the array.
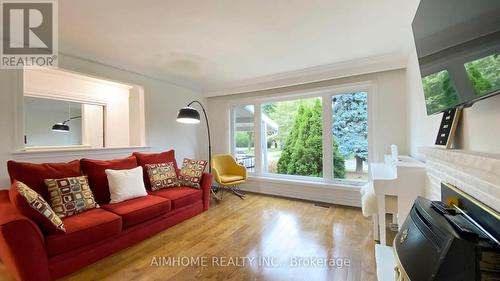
[
  {"xmin": 24, "ymin": 96, "xmax": 104, "ymax": 148},
  {"xmin": 464, "ymin": 54, "xmax": 500, "ymax": 97}
]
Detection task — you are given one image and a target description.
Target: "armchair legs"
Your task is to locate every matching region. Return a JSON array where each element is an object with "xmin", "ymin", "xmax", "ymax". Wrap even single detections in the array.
[
  {"xmin": 231, "ymin": 185, "xmax": 246, "ymax": 199},
  {"xmin": 211, "ymin": 187, "xmax": 222, "ymax": 201},
  {"xmin": 216, "ymin": 184, "xmax": 246, "ymax": 200}
]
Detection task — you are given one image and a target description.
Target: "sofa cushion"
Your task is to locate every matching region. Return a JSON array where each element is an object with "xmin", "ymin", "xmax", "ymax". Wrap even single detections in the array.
[
  {"xmin": 44, "ymin": 176, "xmax": 99, "ymax": 218},
  {"xmin": 133, "ymin": 150, "xmax": 179, "ymax": 190},
  {"xmin": 149, "ymin": 187, "xmax": 202, "ymax": 210},
  {"xmin": 9, "ymin": 181, "xmax": 66, "ymax": 234},
  {"xmin": 7, "ymin": 160, "xmax": 82, "ymax": 201},
  {"xmin": 0, "ymin": 190, "xmax": 9, "ymax": 202},
  {"xmin": 80, "ymin": 156, "xmax": 138, "ymax": 204},
  {"xmin": 45, "ymin": 208, "xmax": 122, "ymax": 256},
  {"xmin": 101, "ymin": 195, "xmax": 171, "ymax": 228},
  {"xmin": 178, "ymin": 158, "xmax": 207, "ymax": 189}
]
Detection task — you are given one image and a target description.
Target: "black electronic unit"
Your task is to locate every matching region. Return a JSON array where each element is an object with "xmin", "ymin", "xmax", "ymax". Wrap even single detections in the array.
[{"xmin": 394, "ymin": 183, "xmax": 500, "ymax": 281}]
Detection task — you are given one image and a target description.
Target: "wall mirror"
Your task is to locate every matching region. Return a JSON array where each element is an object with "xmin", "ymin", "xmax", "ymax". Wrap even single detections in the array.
[
  {"xmin": 24, "ymin": 96, "xmax": 105, "ymax": 149},
  {"xmin": 21, "ymin": 68, "xmax": 146, "ymax": 152}
]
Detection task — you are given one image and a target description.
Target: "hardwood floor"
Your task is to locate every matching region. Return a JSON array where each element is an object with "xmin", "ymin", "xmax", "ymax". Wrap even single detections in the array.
[{"xmin": 0, "ymin": 194, "xmax": 377, "ymax": 281}]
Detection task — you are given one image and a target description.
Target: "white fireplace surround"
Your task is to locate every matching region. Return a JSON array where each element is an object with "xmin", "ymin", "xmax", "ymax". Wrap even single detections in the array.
[{"xmin": 420, "ymin": 147, "xmax": 500, "ymax": 213}]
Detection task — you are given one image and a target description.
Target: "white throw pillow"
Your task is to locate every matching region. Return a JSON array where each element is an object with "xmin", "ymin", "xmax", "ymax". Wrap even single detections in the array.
[{"xmin": 105, "ymin": 166, "xmax": 148, "ymax": 204}]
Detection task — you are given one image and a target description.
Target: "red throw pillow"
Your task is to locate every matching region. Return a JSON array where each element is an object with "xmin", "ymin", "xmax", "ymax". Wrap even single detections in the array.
[
  {"xmin": 80, "ymin": 156, "xmax": 138, "ymax": 204},
  {"xmin": 7, "ymin": 160, "xmax": 82, "ymax": 201},
  {"xmin": 133, "ymin": 150, "xmax": 179, "ymax": 189},
  {"xmin": 9, "ymin": 181, "xmax": 66, "ymax": 234}
]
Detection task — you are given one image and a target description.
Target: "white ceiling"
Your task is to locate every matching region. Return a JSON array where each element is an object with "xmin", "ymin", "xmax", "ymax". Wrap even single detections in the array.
[{"xmin": 59, "ymin": 0, "xmax": 419, "ymax": 96}]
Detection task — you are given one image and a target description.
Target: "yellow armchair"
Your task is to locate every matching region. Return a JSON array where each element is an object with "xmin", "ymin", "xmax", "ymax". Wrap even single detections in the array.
[{"xmin": 212, "ymin": 154, "xmax": 247, "ymax": 199}]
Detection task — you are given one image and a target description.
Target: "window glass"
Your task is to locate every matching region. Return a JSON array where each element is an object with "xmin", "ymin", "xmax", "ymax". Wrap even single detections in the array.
[
  {"xmin": 233, "ymin": 105, "xmax": 255, "ymax": 173},
  {"xmin": 261, "ymin": 97, "xmax": 323, "ymax": 177},
  {"xmin": 332, "ymin": 92, "xmax": 368, "ymax": 182}
]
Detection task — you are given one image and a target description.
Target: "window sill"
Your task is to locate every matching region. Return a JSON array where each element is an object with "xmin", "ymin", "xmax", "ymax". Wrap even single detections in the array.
[
  {"xmin": 22, "ymin": 145, "xmax": 94, "ymax": 152},
  {"xmin": 246, "ymin": 175, "xmax": 366, "ymax": 191},
  {"xmin": 11, "ymin": 146, "xmax": 151, "ymax": 159}
]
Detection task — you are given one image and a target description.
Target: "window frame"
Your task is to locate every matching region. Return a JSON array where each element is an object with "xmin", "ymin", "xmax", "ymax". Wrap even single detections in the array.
[
  {"xmin": 229, "ymin": 81, "xmax": 375, "ymax": 186},
  {"xmin": 230, "ymin": 104, "xmax": 257, "ymax": 173}
]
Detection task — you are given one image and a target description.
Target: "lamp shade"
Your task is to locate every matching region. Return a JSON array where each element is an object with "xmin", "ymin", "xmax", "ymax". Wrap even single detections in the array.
[
  {"xmin": 176, "ymin": 107, "xmax": 201, "ymax": 124},
  {"xmin": 52, "ymin": 123, "xmax": 70, "ymax": 132}
]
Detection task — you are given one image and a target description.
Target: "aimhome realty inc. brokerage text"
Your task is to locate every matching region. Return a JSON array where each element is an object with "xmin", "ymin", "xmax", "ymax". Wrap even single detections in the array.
[{"xmin": 150, "ymin": 256, "xmax": 351, "ymax": 269}]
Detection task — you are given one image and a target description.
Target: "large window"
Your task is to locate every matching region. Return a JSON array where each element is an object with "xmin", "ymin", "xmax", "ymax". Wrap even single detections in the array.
[
  {"xmin": 231, "ymin": 87, "xmax": 370, "ymax": 186},
  {"xmin": 262, "ymin": 97, "xmax": 322, "ymax": 177}
]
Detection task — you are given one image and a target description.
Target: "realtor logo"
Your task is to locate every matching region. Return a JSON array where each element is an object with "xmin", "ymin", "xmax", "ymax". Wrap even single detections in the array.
[{"xmin": 1, "ymin": 0, "xmax": 58, "ymax": 68}]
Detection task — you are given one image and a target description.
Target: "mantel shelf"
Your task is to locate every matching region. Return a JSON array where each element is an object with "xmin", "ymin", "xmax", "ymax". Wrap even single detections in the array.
[
  {"xmin": 419, "ymin": 147, "xmax": 500, "ymax": 183},
  {"xmin": 420, "ymin": 146, "xmax": 500, "ymax": 161}
]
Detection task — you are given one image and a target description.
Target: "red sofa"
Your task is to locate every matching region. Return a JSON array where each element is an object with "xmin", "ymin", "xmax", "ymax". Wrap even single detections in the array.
[{"xmin": 0, "ymin": 150, "xmax": 212, "ymax": 281}]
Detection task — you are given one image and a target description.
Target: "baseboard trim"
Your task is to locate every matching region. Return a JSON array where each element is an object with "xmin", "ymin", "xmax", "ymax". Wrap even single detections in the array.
[{"xmin": 239, "ymin": 180, "xmax": 361, "ymax": 207}]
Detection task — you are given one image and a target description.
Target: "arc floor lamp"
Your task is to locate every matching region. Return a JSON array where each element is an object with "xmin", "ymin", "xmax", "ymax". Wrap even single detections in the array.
[{"xmin": 176, "ymin": 100, "xmax": 220, "ymax": 200}]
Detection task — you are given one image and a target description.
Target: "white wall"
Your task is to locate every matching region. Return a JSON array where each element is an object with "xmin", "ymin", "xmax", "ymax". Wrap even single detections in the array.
[
  {"xmin": 207, "ymin": 68, "xmax": 408, "ymax": 206},
  {"xmin": 129, "ymin": 86, "xmax": 146, "ymax": 147},
  {"xmin": 406, "ymin": 45, "xmax": 441, "ymax": 159},
  {"xmin": 0, "ymin": 54, "xmax": 206, "ymax": 187},
  {"xmin": 406, "ymin": 41, "xmax": 500, "ymax": 159},
  {"xmin": 82, "ymin": 104, "xmax": 104, "ymax": 147},
  {"xmin": 456, "ymin": 95, "xmax": 500, "ymax": 152}
]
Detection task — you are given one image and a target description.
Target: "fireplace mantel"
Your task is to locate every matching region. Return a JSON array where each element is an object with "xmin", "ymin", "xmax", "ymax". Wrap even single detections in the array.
[{"xmin": 419, "ymin": 147, "xmax": 500, "ymax": 212}]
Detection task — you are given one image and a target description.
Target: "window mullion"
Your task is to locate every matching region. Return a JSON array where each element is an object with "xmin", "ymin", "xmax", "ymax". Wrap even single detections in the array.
[
  {"xmin": 322, "ymin": 94, "xmax": 333, "ymax": 181},
  {"xmin": 229, "ymin": 105, "xmax": 235, "ymax": 155},
  {"xmin": 254, "ymin": 102, "xmax": 263, "ymax": 176}
]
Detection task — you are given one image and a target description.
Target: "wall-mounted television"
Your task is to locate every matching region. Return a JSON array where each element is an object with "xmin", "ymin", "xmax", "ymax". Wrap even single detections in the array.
[{"xmin": 412, "ymin": 0, "xmax": 500, "ymax": 115}]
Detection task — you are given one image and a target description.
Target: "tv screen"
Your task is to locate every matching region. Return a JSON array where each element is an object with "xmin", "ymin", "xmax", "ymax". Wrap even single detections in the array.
[{"xmin": 412, "ymin": 0, "xmax": 500, "ymax": 115}]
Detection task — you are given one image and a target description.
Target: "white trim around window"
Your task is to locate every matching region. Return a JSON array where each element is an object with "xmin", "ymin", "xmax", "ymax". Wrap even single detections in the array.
[{"xmin": 228, "ymin": 80, "xmax": 376, "ymax": 190}]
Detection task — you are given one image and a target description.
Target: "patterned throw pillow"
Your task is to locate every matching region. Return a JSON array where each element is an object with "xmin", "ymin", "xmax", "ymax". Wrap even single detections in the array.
[
  {"xmin": 45, "ymin": 176, "xmax": 99, "ymax": 218},
  {"xmin": 146, "ymin": 162, "xmax": 180, "ymax": 191},
  {"xmin": 15, "ymin": 181, "xmax": 65, "ymax": 232},
  {"xmin": 178, "ymin": 158, "xmax": 207, "ymax": 189}
]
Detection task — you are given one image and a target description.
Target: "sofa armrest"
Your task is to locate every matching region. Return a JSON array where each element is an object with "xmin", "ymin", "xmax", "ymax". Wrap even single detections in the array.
[
  {"xmin": 0, "ymin": 204, "xmax": 50, "ymax": 281},
  {"xmin": 200, "ymin": 173, "xmax": 213, "ymax": 211}
]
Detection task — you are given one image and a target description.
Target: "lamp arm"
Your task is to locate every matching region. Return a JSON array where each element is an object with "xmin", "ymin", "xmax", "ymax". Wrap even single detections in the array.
[
  {"xmin": 61, "ymin": 115, "xmax": 82, "ymax": 124},
  {"xmin": 187, "ymin": 100, "xmax": 212, "ymax": 173}
]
